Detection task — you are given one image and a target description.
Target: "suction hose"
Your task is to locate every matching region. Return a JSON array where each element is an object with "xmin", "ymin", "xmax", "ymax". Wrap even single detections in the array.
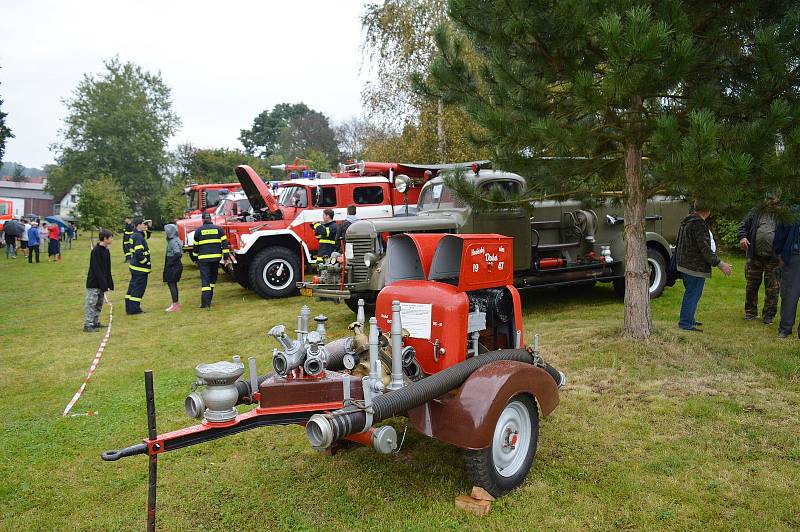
[{"xmin": 307, "ymin": 349, "xmax": 563, "ymax": 449}]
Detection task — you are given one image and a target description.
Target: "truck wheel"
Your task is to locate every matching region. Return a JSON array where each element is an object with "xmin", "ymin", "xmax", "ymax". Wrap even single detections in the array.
[
  {"xmin": 647, "ymin": 247, "xmax": 667, "ymax": 298},
  {"xmin": 248, "ymin": 247, "xmax": 300, "ymax": 298},
  {"xmin": 464, "ymin": 394, "xmax": 539, "ymax": 497},
  {"xmin": 611, "ymin": 248, "xmax": 668, "ymax": 299},
  {"xmin": 345, "ymin": 293, "xmax": 377, "ymax": 316}
]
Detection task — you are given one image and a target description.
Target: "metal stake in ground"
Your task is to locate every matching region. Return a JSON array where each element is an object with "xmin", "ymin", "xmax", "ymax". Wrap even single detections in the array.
[{"xmin": 145, "ymin": 371, "xmax": 157, "ymax": 532}]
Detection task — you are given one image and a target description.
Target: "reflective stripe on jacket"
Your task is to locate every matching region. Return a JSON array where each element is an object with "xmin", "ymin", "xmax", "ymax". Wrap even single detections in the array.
[
  {"xmin": 191, "ymin": 222, "xmax": 229, "ymax": 262},
  {"xmin": 129, "ymin": 230, "xmax": 151, "ymax": 273}
]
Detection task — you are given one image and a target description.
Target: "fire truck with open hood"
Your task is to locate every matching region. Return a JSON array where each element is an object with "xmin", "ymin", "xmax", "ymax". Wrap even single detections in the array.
[{"xmin": 224, "ymin": 161, "xmax": 458, "ymax": 299}]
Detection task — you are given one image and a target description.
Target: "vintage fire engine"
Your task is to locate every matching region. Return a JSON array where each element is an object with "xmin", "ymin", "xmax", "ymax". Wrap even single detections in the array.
[{"xmin": 102, "ymin": 233, "xmax": 564, "ymax": 528}]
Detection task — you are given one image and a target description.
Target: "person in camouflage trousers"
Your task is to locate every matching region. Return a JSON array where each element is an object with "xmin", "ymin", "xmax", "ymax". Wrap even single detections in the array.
[{"xmin": 737, "ymin": 193, "xmax": 781, "ymax": 324}]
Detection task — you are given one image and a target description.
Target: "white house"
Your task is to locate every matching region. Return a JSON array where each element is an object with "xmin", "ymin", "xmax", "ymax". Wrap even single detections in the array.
[{"xmin": 55, "ymin": 184, "xmax": 81, "ymax": 219}]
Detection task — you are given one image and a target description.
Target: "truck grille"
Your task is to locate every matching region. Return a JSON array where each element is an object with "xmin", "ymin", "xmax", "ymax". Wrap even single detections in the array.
[{"xmin": 347, "ymin": 235, "xmax": 374, "ymax": 282}]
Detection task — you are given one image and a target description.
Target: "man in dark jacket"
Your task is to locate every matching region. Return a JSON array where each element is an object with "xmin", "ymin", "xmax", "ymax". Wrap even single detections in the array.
[
  {"xmin": 312, "ymin": 208, "xmax": 338, "ymax": 258},
  {"xmin": 676, "ymin": 203, "xmax": 732, "ymax": 331},
  {"xmin": 85, "ymin": 229, "xmax": 114, "ymax": 331},
  {"xmin": 125, "ymin": 217, "xmax": 151, "ymax": 315},
  {"xmin": 122, "ymin": 217, "xmax": 134, "ymax": 263},
  {"xmin": 192, "ymin": 212, "xmax": 230, "ymax": 308},
  {"xmin": 737, "ymin": 193, "xmax": 780, "ymax": 323},
  {"xmin": 773, "ymin": 212, "xmax": 800, "ymax": 338},
  {"xmin": 337, "ymin": 205, "xmax": 358, "ymax": 246}
]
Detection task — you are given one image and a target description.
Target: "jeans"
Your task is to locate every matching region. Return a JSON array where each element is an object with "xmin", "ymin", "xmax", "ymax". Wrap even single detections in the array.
[
  {"xmin": 28, "ymin": 245, "xmax": 39, "ymax": 263},
  {"xmin": 679, "ymin": 274, "xmax": 706, "ymax": 329},
  {"xmin": 5, "ymin": 235, "xmax": 16, "ymax": 258},
  {"xmin": 778, "ymin": 255, "xmax": 800, "ymax": 335}
]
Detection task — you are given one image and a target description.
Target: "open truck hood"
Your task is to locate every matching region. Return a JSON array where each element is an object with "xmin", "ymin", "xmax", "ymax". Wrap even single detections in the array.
[{"xmin": 234, "ymin": 165, "xmax": 279, "ymax": 213}]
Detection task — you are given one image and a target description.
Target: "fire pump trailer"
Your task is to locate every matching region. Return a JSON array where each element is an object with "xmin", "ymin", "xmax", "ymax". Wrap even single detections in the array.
[{"xmin": 102, "ymin": 233, "xmax": 565, "ymax": 529}]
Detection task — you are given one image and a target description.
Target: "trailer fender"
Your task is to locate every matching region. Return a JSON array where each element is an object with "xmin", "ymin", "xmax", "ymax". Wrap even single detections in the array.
[{"xmin": 407, "ymin": 360, "xmax": 559, "ymax": 450}]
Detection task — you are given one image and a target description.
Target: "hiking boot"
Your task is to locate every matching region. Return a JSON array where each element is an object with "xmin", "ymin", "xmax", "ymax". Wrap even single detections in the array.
[
  {"xmin": 744, "ymin": 315, "xmax": 757, "ymax": 320},
  {"xmin": 83, "ymin": 326, "xmax": 99, "ymax": 333},
  {"xmin": 762, "ymin": 317, "xmax": 774, "ymax": 325},
  {"xmin": 778, "ymin": 330, "xmax": 789, "ymax": 339},
  {"xmin": 93, "ymin": 323, "xmax": 106, "ymax": 328}
]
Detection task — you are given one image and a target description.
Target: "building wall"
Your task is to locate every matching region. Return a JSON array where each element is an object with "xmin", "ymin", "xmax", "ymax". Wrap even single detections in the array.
[{"xmin": 26, "ymin": 198, "xmax": 54, "ymax": 217}]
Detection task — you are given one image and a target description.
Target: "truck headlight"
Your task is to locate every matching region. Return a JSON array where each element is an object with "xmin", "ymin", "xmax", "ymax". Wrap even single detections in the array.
[{"xmin": 364, "ymin": 252, "xmax": 378, "ymax": 268}]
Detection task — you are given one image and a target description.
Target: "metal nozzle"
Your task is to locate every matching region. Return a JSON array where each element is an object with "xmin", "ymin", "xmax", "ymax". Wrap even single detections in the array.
[
  {"xmin": 388, "ymin": 301, "xmax": 404, "ymax": 391},
  {"xmin": 356, "ymin": 299, "xmax": 366, "ymax": 326},
  {"xmin": 306, "ymin": 414, "xmax": 334, "ymax": 449}
]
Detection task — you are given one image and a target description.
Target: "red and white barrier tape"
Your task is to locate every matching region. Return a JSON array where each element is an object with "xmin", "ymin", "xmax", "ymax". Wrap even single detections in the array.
[{"xmin": 62, "ymin": 295, "xmax": 113, "ymax": 417}]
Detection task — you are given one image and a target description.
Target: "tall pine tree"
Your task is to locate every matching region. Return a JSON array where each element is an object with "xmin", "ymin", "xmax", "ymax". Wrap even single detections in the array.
[{"xmin": 425, "ymin": 1, "xmax": 800, "ymax": 338}]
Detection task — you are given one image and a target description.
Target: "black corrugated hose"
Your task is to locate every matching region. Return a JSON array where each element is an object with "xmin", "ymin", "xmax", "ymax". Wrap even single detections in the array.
[{"xmin": 325, "ymin": 349, "xmax": 562, "ymax": 443}]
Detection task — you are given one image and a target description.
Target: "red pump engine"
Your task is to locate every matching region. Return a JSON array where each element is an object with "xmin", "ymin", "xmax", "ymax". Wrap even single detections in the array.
[{"xmin": 376, "ymin": 234, "xmax": 522, "ymax": 374}]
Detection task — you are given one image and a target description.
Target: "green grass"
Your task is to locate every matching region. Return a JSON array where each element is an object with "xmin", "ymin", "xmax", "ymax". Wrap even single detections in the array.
[{"xmin": 1, "ymin": 235, "xmax": 798, "ymax": 531}]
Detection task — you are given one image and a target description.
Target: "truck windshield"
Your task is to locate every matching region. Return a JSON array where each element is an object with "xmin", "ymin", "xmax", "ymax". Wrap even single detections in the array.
[
  {"xmin": 417, "ymin": 183, "xmax": 466, "ymax": 211},
  {"xmin": 215, "ymin": 198, "xmax": 252, "ymax": 216},
  {"xmin": 277, "ymin": 186, "xmax": 308, "ymax": 208},
  {"xmin": 0, "ymin": 203, "xmax": 7, "ymax": 216}
]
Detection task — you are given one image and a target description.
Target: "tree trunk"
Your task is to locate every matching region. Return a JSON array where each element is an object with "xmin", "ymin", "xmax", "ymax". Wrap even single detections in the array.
[
  {"xmin": 437, "ymin": 98, "xmax": 446, "ymax": 163},
  {"xmin": 622, "ymin": 141, "xmax": 652, "ymax": 339}
]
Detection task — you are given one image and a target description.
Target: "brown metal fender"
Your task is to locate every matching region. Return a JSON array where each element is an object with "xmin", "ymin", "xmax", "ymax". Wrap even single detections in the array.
[{"xmin": 407, "ymin": 360, "xmax": 559, "ymax": 450}]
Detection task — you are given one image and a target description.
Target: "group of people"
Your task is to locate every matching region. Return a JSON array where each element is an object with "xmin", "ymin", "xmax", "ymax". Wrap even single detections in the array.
[
  {"xmin": 2, "ymin": 216, "xmax": 76, "ymax": 262},
  {"xmin": 677, "ymin": 193, "xmax": 800, "ymax": 339},
  {"xmin": 82, "ymin": 213, "xmax": 230, "ymax": 331}
]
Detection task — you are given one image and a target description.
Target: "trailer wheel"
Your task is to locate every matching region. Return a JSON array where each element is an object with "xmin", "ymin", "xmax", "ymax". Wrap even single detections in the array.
[
  {"xmin": 464, "ymin": 394, "xmax": 539, "ymax": 497},
  {"xmin": 612, "ymin": 247, "xmax": 668, "ymax": 299},
  {"xmin": 248, "ymin": 247, "xmax": 300, "ymax": 298}
]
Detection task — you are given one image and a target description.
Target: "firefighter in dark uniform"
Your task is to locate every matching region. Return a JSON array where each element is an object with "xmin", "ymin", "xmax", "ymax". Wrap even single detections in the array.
[
  {"xmin": 312, "ymin": 208, "xmax": 338, "ymax": 259},
  {"xmin": 122, "ymin": 217, "xmax": 134, "ymax": 263},
  {"xmin": 125, "ymin": 217, "xmax": 151, "ymax": 314},
  {"xmin": 192, "ymin": 212, "xmax": 230, "ymax": 308}
]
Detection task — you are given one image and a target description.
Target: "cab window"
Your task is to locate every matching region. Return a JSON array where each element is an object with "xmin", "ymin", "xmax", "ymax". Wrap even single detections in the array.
[
  {"xmin": 278, "ymin": 186, "xmax": 308, "ymax": 208},
  {"xmin": 480, "ymin": 180, "xmax": 521, "ymax": 197},
  {"xmin": 353, "ymin": 186, "xmax": 384, "ymax": 205},
  {"xmin": 205, "ymin": 190, "xmax": 224, "ymax": 208},
  {"xmin": 311, "ymin": 186, "xmax": 337, "ymax": 207}
]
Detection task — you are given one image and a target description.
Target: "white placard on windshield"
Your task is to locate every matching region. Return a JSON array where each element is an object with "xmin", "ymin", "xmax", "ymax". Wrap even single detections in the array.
[
  {"xmin": 432, "ymin": 184, "xmax": 443, "ymax": 200},
  {"xmin": 399, "ymin": 302, "xmax": 432, "ymax": 340}
]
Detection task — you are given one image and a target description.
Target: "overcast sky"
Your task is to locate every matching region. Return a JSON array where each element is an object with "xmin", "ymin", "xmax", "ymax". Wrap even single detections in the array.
[{"xmin": 0, "ymin": 0, "xmax": 368, "ymax": 169}]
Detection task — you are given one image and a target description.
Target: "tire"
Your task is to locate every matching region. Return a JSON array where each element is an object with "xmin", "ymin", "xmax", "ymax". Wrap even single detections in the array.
[
  {"xmin": 248, "ymin": 247, "xmax": 300, "ymax": 298},
  {"xmin": 611, "ymin": 247, "xmax": 668, "ymax": 299},
  {"xmin": 464, "ymin": 394, "xmax": 539, "ymax": 497},
  {"xmin": 345, "ymin": 293, "xmax": 377, "ymax": 316},
  {"xmin": 646, "ymin": 247, "xmax": 667, "ymax": 298},
  {"xmin": 233, "ymin": 263, "xmax": 251, "ymax": 289}
]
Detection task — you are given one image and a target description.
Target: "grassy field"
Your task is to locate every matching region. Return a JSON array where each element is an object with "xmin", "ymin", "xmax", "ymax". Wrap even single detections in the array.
[{"xmin": 1, "ymin": 233, "xmax": 798, "ymax": 531}]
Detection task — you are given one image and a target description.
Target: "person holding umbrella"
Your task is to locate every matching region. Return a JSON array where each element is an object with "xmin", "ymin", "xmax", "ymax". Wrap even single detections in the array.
[{"xmin": 3, "ymin": 218, "xmax": 21, "ymax": 258}]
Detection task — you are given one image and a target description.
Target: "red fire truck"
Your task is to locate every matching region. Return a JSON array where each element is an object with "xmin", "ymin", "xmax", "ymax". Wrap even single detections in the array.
[
  {"xmin": 183, "ymin": 182, "xmax": 242, "ymax": 217},
  {"xmin": 227, "ymin": 162, "xmax": 428, "ymax": 298}
]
